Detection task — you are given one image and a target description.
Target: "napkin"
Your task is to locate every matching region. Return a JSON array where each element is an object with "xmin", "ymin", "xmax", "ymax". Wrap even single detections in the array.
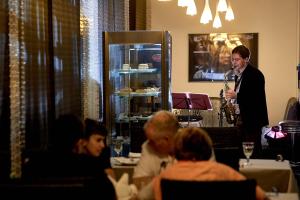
[{"xmin": 108, "ymin": 173, "xmax": 138, "ymax": 200}]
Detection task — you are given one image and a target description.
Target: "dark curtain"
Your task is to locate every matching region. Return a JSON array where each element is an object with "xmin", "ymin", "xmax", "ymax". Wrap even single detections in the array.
[
  {"xmin": 98, "ymin": 0, "xmax": 126, "ymax": 120},
  {"xmin": 52, "ymin": 0, "xmax": 81, "ymax": 118},
  {"xmin": 24, "ymin": 0, "xmax": 51, "ymax": 151},
  {"xmin": 129, "ymin": 0, "xmax": 146, "ymax": 30},
  {"xmin": 24, "ymin": 0, "xmax": 81, "ymax": 151},
  {"xmin": 0, "ymin": 0, "xmax": 10, "ymax": 179}
]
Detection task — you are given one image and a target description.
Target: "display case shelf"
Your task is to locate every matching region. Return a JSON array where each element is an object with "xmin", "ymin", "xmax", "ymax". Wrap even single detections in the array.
[
  {"xmin": 114, "ymin": 91, "xmax": 161, "ymax": 97},
  {"xmin": 117, "ymin": 68, "xmax": 158, "ymax": 74}
]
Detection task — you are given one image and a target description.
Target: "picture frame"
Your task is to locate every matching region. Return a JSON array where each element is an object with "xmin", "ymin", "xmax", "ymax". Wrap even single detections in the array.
[{"xmin": 188, "ymin": 33, "xmax": 258, "ymax": 82}]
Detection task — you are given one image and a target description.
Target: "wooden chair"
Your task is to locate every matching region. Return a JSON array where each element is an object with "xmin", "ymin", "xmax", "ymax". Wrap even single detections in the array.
[{"xmin": 161, "ymin": 178, "xmax": 257, "ymax": 200}]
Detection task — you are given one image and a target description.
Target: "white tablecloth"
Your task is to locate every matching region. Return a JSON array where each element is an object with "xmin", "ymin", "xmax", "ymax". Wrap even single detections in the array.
[
  {"xmin": 111, "ymin": 157, "xmax": 136, "ymax": 183},
  {"xmin": 239, "ymin": 159, "xmax": 298, "ymax": 193},
  {"xmin": 266, "ymin": 193, "xmax": 299, "ymax": 200}
]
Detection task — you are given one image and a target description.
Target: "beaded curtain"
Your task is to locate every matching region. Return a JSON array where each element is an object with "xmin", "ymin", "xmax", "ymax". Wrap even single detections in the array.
[{"xmin": 81, "ymin": 0, "xmax": 129, "ymax": 121}]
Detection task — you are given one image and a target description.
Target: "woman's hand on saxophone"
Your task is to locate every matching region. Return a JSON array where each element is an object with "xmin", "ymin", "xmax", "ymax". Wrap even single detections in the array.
[{"xmin": 225, "ymin": 89, "xmax": 237, "ymax": 100}]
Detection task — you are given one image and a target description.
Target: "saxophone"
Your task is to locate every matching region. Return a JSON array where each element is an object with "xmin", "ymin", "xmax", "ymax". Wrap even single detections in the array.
[{"xmin": 222, "ymin": 70, "xmax": 236, "ymax": 124}]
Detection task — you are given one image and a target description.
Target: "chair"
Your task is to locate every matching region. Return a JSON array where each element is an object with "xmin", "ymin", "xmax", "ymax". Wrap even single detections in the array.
[
  {"xmin": 160, "ymin": 178, "xmax": 257, "ymax": 200},
  {"xmin": 0, "ymin": 176, "xmax": 116, "ymax": 198},
  {"xmin": 283, "ymin": 97, "xmax": 299, "ymax": 120}
]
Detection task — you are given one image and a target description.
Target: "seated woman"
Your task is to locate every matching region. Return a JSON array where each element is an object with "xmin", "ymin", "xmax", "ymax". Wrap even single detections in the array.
[
  {"xmin": 76, "ymin": 118, "xmax": 115, "ymax": 179},
  {"xmin": 78, "ymin": 118, "xmax": 137, "ymax": 199},
  {"xmin": 23, "ymin": 114, "xmax": 116, "ymax": 199},
  {"xmin": 153, "ymin": 127, "xmax": 267, "ymax": 200}
]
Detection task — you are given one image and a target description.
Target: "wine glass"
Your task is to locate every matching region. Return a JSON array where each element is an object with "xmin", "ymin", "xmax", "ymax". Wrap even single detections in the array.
[
  {"xmin": 242, "ymin": 142, "xmax": 254, "ymax": 165},
  {"xmin": 112, "ymin": 137, "xmax": 124, "ymax": 157}
]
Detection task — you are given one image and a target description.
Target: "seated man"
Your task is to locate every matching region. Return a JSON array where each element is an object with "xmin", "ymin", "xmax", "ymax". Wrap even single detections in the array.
[
  {"xmin": 133, "ymin": 111, "xmax": 216, "ymax": 199},
  {"xmin": 153, "ymin": 127, "xmax": 267, "ymax": 200},
  {"xmin": 133, "ymin": 110, "xmax": 180, "ymax": 199}
]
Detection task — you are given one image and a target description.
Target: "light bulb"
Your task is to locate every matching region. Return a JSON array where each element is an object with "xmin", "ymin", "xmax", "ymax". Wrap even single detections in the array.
[
  {"xmin": 200, "ymin": 0, "xmax": 212, "ymax": 24},
  {"xmin": 178, "ymin": 0, "xmax": 188, "ymax": 7},
  {"xmin": 217, "ymin": 0, "xmax": 227, "ymax": 12},
  {"xmin": 225, "ymin": 3, "xmax": 234, "ymax": 21},
  {"xmin": 186, "ymin": 0, "xmax": 197, "ymax": 16},
  {"xmin": 213, "ymin": 11, "xmax": 222, "ymax": 28}
]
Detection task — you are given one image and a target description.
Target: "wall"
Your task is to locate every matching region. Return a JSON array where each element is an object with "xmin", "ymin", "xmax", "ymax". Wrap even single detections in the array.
[{"xmin": 150, "ymin": 0, "xmax": 300, "ymax": 126}]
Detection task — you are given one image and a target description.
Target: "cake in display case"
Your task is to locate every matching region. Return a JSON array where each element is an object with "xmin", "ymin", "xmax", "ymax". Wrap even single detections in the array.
[{"xmin": 103, "ymin": 31, "xmax": 172, "ymax": 153}]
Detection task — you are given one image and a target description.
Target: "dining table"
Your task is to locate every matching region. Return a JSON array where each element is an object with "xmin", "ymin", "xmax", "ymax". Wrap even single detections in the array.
[
  {"xmin": 266, "ymin": 192, "xmax": 299, "ymax": 200},
  {"xmin": 111, "ymin": 157, "xmax": 138, "ymax": 183},
  {"xmin": 239, "ymin": 159, "xmax": 299, "ymax": 193}
]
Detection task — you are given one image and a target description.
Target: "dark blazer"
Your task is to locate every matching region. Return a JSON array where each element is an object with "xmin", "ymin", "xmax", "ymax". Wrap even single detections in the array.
[{"xmin": 237, "ymin": 63, "xmax": 269, "ymax": 130}]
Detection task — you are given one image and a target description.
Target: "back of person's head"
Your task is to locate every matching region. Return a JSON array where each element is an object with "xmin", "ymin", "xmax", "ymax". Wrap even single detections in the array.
[
  {"xmin": 51, "ymin": 114, "xmax": 84, "ymax": 153},
  {"xmin": 232, "ymin": 45, "xmax": 251, "ymax": 59},
  {"xmin": 84, "ymin": 118, "xmax": 108, "ymax": 139},
  {"xmin": 144, "ymin": 110, "xmax": 180, "ymax": 137},
  {"xmin": 174, "ymin": 127, "xmax": 213, "ymax": 161}
]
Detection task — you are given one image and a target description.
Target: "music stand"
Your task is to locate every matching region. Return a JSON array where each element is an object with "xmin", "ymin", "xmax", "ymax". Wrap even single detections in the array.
[
  {"xmin": 172, "ymin": 93, "xmax": 212, "ymax": 127},
  {"xmin": 172, "ymin": 93, "xmax": 190, "ymax": 110},
  {"xmin": 188, "ymin": 93, "xmax": 212, "ymax": 110}
]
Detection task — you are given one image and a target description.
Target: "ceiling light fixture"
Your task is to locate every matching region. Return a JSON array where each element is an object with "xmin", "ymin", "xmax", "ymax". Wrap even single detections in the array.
[{"xmin": 157, "ymin": 0, "xmax": 235, "ymax": 28}]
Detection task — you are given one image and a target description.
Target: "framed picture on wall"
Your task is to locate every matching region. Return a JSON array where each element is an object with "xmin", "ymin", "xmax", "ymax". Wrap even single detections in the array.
[{"xmin": 188, "ymin": 33, "xmax": 258, "ymax": 82}]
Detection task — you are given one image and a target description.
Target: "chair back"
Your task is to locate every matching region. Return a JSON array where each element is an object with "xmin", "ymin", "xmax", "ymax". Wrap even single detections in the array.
[
  {"xmin": 0, "ymin": 177, "xmax": 116, "ymax": 199},
  {"xmin": 161, "ymin": 178, "xmax": 256, "ymax": 200}
]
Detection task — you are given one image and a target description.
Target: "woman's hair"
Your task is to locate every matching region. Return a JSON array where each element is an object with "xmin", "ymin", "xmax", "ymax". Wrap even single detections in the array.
[
  {"xmin": 174, "ymin": 127, "xmax": 213, "ymax": 161},
  {"xmin": 84, "ymin": 118, "xmax": 108, "ymax": 139},
  {"xmin": 52, "ymin": 114, "xmax": 84, "ymax": 152}
]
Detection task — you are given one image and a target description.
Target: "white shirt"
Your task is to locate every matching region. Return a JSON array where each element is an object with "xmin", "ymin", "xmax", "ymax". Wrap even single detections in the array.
[
  {"xmin": 133, "ymin": 141, "xmax": 173, "ymax": 178},
  {"xmin": 133, "ymin": 140, "xmax": 216, "ymax": 200}
]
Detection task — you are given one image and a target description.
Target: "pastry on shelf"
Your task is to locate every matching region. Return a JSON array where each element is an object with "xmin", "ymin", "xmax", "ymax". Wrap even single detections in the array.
[
  {"xmin": 119, "ymin": 87, "xmax": 132, "ymax": 95},
  {"xmin": 122, "ymin": 64, "xmax": 130, "ymax": 70},
  {"xmin": 135, "ymin": 89, "xmax": 145, "ymax": 93},
  {"xmin": 144, "ymin": 87, "xmax": 160, "ymax": 93},
  {"xmin": 138, "ymin": 63, "xmax": 149, "ymax": 69},
  {"xmin": 118, "ymin": 113, "xmax": 128, "ymax": 120}
]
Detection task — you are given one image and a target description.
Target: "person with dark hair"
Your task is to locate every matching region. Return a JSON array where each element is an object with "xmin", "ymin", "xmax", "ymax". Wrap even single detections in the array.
[
  {"xmin": 23, "ymin": 114, "xmax": 117, "ymax": 199},
  {"xmin": 75, "ymin": 118, "xmax": 115, "ymax": 179},
  {"xmin": 50, "ymin": 114, "xmax": 85, "ymax": 153},
  {"xmin": 225, "ymin": 45, "xmax": 269, "ymax": 158},
  {"xmin": 152, "ymin": 127, "xmax": 267, "ymax": 200},
  {"xmin": 80, "ymin": 118, "xmax": 138, "ymax": 199}
]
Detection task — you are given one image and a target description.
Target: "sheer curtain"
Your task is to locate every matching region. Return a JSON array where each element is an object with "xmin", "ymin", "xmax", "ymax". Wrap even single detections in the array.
[
  {"xmin": 23, "ymin": 0, "xmax": 81, "ymax": 151},
  {"xmin": 81, "ymin": 0, "xmax": 128, "ymax": 121}
]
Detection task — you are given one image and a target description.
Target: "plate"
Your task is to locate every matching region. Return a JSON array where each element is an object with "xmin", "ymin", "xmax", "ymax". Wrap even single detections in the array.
[
  {"xmin": 113, "ymin": 157, "xmax": 139, "ymax": 166},
  {"xmin": 128, "ymin": 152, "xmax": 141, "ymax": 158}
]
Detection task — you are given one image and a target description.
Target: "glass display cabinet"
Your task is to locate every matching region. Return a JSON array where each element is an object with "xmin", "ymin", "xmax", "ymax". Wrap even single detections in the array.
[{"xmin": 103, "ymin": 31, "xmax": 172, "ymax": 153}]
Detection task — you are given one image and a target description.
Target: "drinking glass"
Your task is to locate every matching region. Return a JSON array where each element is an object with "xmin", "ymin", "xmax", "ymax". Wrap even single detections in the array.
[
  {"xmin": 112, "ymin": 137, "xmax": 123, "ymax": 157},
  {"xmin": 242, "ymin": 142, "xmax": 254, "ymax": 165}
]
